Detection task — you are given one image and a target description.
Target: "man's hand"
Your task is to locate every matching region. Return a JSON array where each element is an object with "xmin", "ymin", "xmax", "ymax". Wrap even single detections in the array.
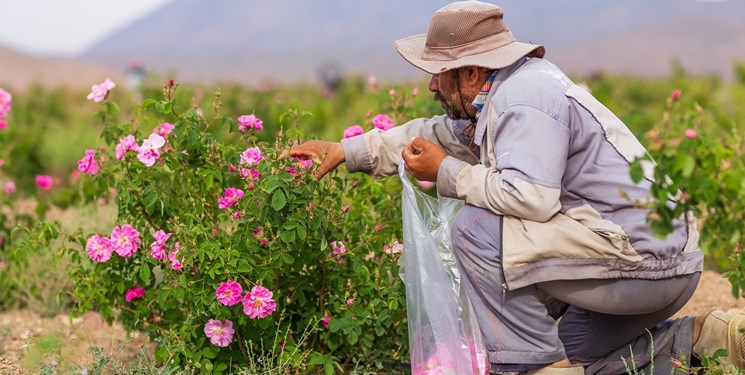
[
  {"xmin": 401, "ymin": 137, "xmax": 447, "ymax": 182},
  {"xmin": 289, "ymin": 140, "xmax": 344, "ymax": 179}
]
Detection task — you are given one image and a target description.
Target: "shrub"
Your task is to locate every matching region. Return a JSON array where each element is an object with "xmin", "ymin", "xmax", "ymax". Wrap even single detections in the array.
[{"xmin": 60, "ymin": 81, "xmax": 409, "ymax": 373}]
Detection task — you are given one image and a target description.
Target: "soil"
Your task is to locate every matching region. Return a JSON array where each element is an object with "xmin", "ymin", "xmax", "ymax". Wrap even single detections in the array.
[{"xmin": 1, "ymin": 270, "xmax": 743, "ymax": 373}]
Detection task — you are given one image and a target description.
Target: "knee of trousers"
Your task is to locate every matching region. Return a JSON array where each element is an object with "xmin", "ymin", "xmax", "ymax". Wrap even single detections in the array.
[{"xmin": 450, "ymin": 205, "xmax": 504, "ymax": 262}]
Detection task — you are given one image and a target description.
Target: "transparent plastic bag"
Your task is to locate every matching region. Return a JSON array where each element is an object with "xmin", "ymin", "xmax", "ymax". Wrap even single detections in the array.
[{"xmin": 398, "ymin": 162, "xmax": 488, "ymax": 375}]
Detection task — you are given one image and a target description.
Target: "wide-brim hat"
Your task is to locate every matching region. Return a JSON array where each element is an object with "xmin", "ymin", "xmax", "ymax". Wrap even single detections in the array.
[{"xmin": 395, "ymin": 1, "xmax": 545, "ymax": 74}]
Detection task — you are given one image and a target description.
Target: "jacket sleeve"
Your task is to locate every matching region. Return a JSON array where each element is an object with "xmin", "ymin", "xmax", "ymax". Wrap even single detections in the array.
[
  {"xmin": 340, "ymin": 115, "xmax": 479, "ymax": 178},
  {"xmin": 437, "ymin": 105, "xmax": 569, "ymax": 222}
]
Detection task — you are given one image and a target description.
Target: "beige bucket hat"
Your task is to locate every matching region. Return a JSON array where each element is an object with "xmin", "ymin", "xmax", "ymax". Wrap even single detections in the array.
[{"xmin": 395, "ymin": 1, "xmax": 545, "ymax": 74}]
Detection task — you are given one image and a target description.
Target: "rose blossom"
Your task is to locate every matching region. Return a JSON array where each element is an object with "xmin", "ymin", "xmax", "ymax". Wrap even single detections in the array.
[
  {"xmin": 169, "ymin": 245, "xmax": 183, "ymax": 271},
  {"xmin": 110, "ymin": 224, "xmax": 141, "ymax": 257},
  {"xmin": 372, "ymin": 114, "xmax": 394, "ymax": 131},
  {"xmin": 115, "ymin": 135, "xmax": 139, "ymax": 160},
  {"xmin": 153, "ymin": 122, "xmax": 175, "ymax": 137},
  {"xmin": 150, "ymin": 230, "xmax": 171, "ymax": 261},
  {"xmin": 3, "ymin": 182, "xmax": 16, "ymax": 194},
  {"xmin": 321, "ymin": 315, "xmax": 332, "ymax": 329},
  {"xmin": 35, "ymin": 175, "xmax": 53, "ymax": 190},
  {"xmin": 237, "ymin": 114, "xmax": 263, "ymax": 132},
  {"xmin": 137, "ymin": 134, "xmax": 166, "ymax": 167},
  {"xmin": 684, "ymin": 128, "xmax": 698, "ymax": 139},
  {"xmin": 0, "ymin": 119, "xmax": 6, "ymax": 130},
  {"xmin": 77, "ymin": 149, "xmax": 100, "ymax": 175},
  {"xmin": 240, "ymin": 147, "xmax": 264, "ymax": 167},
  {"xmin": 86, "ymin": 234, "xmax": 113, "ymax": 263},
  {"xmin": 86, "ymin": 79, "xmax": 116, "ymax": 103},
  {"xmin": 343, "ymin": 125, "xmax": 364, "ymax": 139},
  {"xmin": 384, "ymin": 240, "xmax": 404, "ymax": 254},
  {"xmin": 331, "ymin": 241, "xmax": 346, "ymax": 255},
  {"xmin": 125, "ymin": 285, "xmax": 145, "ymax": 302},
  {"xmin": 204, "ymin": 319, "xmax": 234, "ymax": 347},
  {"xmin": 416, "ymin": 180, "xmax": 435, "ymax": 189},
  {"xmin": 671, "ymin": 90, "xmax": 681, "ymax": 101},
  {"xmin": 218, "ymin": 187, "xmax": 244, "ymax": 209},
  {"xmin": 242, "ymin": 285, "xmax": 276, "ymax": 319},
  {"xmin": 0, "ymin": 87, "xmax": 12, "ymax": 117},
  {"xmin": 216, "ymin": 280, "xmax": 243, "ymax": 306}
]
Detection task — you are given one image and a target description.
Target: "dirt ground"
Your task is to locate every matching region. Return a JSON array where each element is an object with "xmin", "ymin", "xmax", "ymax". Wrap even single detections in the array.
[{"xmin": 0, "ymin": 270, "xmax": 743, "ymax": 374}]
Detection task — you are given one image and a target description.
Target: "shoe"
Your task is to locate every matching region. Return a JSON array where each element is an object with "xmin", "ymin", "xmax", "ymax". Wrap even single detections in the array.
[{"xmin": 693, "ymin": 310, "xmax": 745, "ymax": 368}]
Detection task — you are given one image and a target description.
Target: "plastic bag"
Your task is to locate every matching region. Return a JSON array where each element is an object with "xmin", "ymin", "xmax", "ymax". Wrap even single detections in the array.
[{"xmin": 399, "ymin": 162, "xmax": 488, "ymax": 375}]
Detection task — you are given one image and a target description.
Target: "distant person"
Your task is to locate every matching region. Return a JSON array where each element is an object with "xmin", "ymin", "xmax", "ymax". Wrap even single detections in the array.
[
  {"xmin": 291, "ymin": 1, "xmax": 742, "ymax": 374},
  {"xmin": 318, "ymin": 61, "xmax": 343, "ymax": 96}
]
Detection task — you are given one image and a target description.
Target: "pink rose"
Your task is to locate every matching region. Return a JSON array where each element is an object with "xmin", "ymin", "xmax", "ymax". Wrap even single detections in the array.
[
  {"xmin": 35, "ymin": 175, "xmax": 53, "ymax": 190},
  {"xmin": 372, "ymin": 114, "xmax": 394, "ymax": 131},
  {"xmin": 242, "ymin": 285, "xmax": 276, "ymax": 319},
  {"xmin": 237, "ymin": 114, "xmax": 263, "ymax": 132},
  {"xmin": 86, "ymin": 234, "xmax": 113, "ymax": 263},
  {"xmin": 77, "ymin": 149, "xmax": 100, "ymax": 175},
  {"xmin": 86, "ymin": 79, "xmax": 116, "ymax": 103},
  {"xmin": 343, "ymin": 125, "xmax": 364, "ymax": 139},
  {"xmin": 110, "ymin": 224, "xmax": 141, "ymax": 257},
  {"xmin": 216, "ymin": 280, "xmax": 243, "ymax": 306},
  {"xmin": 204, "ymin": 319, "xmax": 234, "ymax": 347},
  {"xmin": 125, "ymin": 285, "xmax": 145, "ymax": 302}
]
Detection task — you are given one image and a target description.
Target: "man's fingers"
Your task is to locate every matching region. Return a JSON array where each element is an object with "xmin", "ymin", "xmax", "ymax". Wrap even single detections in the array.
[{"xmin": 402, "ymin": 142, "xmax": 417, "ymax": 164}]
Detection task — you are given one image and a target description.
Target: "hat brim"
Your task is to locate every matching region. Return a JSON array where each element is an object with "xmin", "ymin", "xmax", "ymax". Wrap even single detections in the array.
[{"xmin": 395, "ymin": 34, "xmax": 545, "ymax": 75}]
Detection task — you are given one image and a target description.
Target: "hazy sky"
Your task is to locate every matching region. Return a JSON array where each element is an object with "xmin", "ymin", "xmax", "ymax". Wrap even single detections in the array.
[{"xmin": 0, "ymin": 0, "xmax": 175, "ymax": 57}]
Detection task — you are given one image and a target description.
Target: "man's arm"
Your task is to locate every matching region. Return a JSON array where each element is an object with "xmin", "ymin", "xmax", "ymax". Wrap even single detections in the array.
[
  {"xmin": 288, "ymin": 140, "xmax": 345, "ymax": 180},
  {"xmin": 290, "ymin": 115, "xmax": 478, "ymax": 179}
]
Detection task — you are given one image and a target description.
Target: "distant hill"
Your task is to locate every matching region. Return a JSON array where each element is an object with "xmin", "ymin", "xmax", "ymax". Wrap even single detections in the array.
[
  {"xmin": 9, "ymin": 0, "xmax": 745, "ymax": 88},
  {"xmin": 80, "ymin": 0, "xmax": 745, "ymax": 84},
  {"xmin": 0, "ymin": 46, "xmax": 124, "ymax": 93}
]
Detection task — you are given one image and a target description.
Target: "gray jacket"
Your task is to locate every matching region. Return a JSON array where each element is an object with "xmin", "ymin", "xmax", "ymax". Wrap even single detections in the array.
[{"xmin": 341, "ymin": 57, "xmax": 703, "ymax": 289}]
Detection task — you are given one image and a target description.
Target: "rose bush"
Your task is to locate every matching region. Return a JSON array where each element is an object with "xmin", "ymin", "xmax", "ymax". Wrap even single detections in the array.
[
  {"xmin": 59, "ymin": 81, "xmax": 409, "ymax": 373},
  {"xmin": 630, "ymin": 89, "xmax": 745, "ymax": 295}
]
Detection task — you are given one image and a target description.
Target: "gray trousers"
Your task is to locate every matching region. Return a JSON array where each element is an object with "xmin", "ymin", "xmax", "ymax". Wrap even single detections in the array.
[{"xmin": 451, "ymin": 205, "xmax": 700, "ymax": 375}]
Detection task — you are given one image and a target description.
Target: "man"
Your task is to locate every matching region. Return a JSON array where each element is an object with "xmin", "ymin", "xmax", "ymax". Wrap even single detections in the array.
[{"xmin": 290, "ymin": 1, "xmax": 742, "ymax": 374}]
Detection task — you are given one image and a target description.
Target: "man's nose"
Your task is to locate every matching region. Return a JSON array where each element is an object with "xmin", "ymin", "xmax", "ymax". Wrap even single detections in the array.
[{"xmin": 429, "ymin": 74, "xmax": 439, "ymax": 92}]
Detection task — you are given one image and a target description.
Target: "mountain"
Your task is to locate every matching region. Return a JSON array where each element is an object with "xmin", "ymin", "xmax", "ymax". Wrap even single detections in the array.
[
  {"xmin": 74, "ymin": 0, "xmax": 745, "ymax": 84},
  {"xmin": 0, "ymin": 46, "xmax": 124, "ymax": 93}
]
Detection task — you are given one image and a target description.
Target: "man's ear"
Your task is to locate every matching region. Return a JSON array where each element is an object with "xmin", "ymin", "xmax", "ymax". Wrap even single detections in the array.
[{"xmin": 463, "ymin": 66, "xmax": 483, "ymax": 87}]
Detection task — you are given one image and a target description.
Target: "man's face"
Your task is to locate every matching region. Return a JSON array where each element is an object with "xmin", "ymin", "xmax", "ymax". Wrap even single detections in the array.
[{"xmin": 431, "ymin": 69, "xmax": 477, "ymax": 120}]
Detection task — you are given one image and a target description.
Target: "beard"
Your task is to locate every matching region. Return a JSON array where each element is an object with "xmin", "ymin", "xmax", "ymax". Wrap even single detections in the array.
[
  {"xmin": 434, "ymin": 86, "xmax": 478, "ymax": 120},
  {"xmin": 434, "ymin": 92, "xmax": 474, "ymax": 120}
]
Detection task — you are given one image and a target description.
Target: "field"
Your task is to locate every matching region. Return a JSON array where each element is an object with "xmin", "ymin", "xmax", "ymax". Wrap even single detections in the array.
[{"xmin": 1, "ymin": 63, "xmax": 745, "ymax": 374}]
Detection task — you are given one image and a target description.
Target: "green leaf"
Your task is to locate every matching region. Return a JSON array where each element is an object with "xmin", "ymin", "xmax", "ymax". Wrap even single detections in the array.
[
  {"xmin": 281, "ymin": 252, "xmax": 294, "ymax": 265},
  {"xmin": 139, "ymin": 264, "xmax": 151, "ymax": 281},
  {"xmin": 215, "ymin": 363, "xmax": 228, "ymax": 372},
  {"xmin": 145, "ymin": 191, "xmax": 158, "ymax": 208},
  {"xmin": 679, "ymin": 154, "xmax": 696, "ymax": 177},
  {"xmin": 296, "ymin": 224, "xmax": 307, "ymax": 240},
  {"xmin": 271, "ymin": 190, "xmax": 287, "ymax": 211},
  {"xmin": 202, "ymin": 347, "xmax": 218, "ymax": 359},
  {"xmin": 265, "ymin": 176, "xmax": 282, "ymax": 193},
  {"xmin": 164, "ymin": 100, "xmax": 174, "ymax": 113},
  {"xmin": 348, "ymin": 330, "xmax": 359, "ymax": 345},
  {"xmin": 106, "ymin": 101, "xmax": 119, "ymax": 116},
  {"xmin": 280, "ymin": 229, "xmax": 296, "ymax": 243},
  {"xmin": 141, "ymin": 98, "xmax": 156, "ymax": 109},
  {"xmin": 629, "ymin": 161, "xmax": 644, "ymax": 183}
]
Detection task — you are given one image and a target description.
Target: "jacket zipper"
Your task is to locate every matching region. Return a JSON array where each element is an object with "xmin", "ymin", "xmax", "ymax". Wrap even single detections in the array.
[{"xmin": 500, "ymin": 217, "xmax": 509, "ymax": 304}]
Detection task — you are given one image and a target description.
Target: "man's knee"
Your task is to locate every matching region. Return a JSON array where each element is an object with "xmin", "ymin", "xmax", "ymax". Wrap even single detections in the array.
[{"xmin": 451, "ymin": 205, "xmax": 502, "ymax": 245}]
